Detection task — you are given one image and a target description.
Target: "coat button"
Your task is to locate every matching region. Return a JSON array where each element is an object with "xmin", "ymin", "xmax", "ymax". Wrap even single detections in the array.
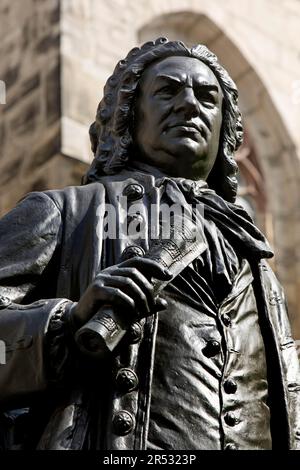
[
  {"xmin": 127, "ymin": 322, "xmax": 143, "ymax": 343},
  {"xmin": 224, "ymin": 378, "xmax": 237, "ymax": 394},
  {"xmin": 112, "ymin": 410, "xmax": 135, "ymax": 435},
  {"xmin": 122, "ymin": 184, "xmax": 144, "ymax": 201},
  {"xmin": 121, "ymin": 245, "xmax": 145, "ymax": 261},
  {"xmin": 224, "ymin": 412, "xmax": 239, "ymax": 427},
  {"xmin": 116, "ymin": 368, "xmax": 138, "ymax": 393},
  {"xmin": 203, "ymin": 340, "xmax": 221, "ymax": 357},
  {"xmin": 225, "ymin": 443, "xmax": 238, "ymax": 450},
  {"xmin": 221, "ymin": 313, "xmax": 231, "ymax": 327}
]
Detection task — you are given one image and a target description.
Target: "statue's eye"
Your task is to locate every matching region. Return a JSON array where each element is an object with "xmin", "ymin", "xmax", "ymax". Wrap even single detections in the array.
[
  {"xmin": 157, "ymin": 86, "xmax": 173, "ymax": 95},
  {"xmin": 202, "ymin": 100, "xmax": 215, "ymax": 109},
  {"xmin": 195, "ymin": 89, "xmax": 217, "ymax": 108},
  {"xmin": 156, "ymin": 83, "xmax": 179, "ymax": 97}
]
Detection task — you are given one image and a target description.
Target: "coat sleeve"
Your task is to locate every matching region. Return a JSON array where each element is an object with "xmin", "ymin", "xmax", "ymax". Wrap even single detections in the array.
[
  {"xmin": 260, "ymin": 261, "xmax": 300, "ymax": 449},
  {"xmin": 0, "ymin": 192, "xmax": 72, "ymax": 406}
]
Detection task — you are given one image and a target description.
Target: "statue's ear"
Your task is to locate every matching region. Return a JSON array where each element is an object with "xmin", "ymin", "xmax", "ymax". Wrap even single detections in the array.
[{"xmin": 89, "ymin": 122, "xmax": 99, "ymax": 155}]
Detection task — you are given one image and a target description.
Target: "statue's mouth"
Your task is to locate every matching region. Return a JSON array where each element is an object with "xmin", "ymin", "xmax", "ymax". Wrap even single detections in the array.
[{"xmin": 166, "ymin": 121, "xmax": 207, "ymax": 139}]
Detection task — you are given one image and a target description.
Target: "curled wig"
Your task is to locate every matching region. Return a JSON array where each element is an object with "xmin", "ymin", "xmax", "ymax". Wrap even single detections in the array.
[{"xmin": 83, "ymin": 37, "xmax": 243, "ymax": 202}]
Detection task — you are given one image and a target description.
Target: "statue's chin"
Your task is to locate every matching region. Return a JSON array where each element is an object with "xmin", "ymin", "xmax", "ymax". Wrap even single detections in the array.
[{"xmin": 133, "ymin": 140, "xmax": 214, "ymax": 179}]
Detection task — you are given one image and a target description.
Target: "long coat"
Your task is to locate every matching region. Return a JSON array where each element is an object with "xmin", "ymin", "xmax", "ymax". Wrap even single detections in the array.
[{"xmin": 0, "ymin": 169, "xmax": 300, "ymax": 449}]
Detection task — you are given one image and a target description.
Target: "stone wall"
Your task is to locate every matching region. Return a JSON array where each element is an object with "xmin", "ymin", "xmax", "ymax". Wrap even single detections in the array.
[{"xmin": 0, "ymin": 0, "xmax": 62, "ymax": 214}]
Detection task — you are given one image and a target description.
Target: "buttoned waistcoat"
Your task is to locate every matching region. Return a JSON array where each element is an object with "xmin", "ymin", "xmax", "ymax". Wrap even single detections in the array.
[{"xmin": 0, "ymin": 170, "xmax": 300, "ymax": 449}]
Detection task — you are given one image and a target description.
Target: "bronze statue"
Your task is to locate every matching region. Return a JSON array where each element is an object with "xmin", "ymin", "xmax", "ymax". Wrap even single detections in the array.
[{"xmin": 0, "ymin": 38, "xmax": 300, "ymax": 450}]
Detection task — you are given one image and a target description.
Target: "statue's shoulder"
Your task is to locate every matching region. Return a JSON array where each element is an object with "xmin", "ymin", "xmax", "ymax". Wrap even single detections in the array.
[
  {"xmin": 41, "ymin": 170, "xmax": 153, "ymax": 213},
  {"xmin": 42, "ymin": 181, "xmax": 106, "ymax": 212}
]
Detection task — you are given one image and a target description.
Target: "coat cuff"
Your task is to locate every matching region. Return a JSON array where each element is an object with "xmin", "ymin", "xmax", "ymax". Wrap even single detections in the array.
[
  {"xmin": 0, "ymin": 298, "xmax": 73, "ymax": 407},
  {"xmin": 45, "ymin": 300, "xmax": 77, "ymax": 385}
]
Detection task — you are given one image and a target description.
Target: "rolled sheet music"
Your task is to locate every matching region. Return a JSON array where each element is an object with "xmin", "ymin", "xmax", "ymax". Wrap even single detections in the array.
[{"xmin": 75, "ymin": 211, "xmax": 207, "ymax": 358}]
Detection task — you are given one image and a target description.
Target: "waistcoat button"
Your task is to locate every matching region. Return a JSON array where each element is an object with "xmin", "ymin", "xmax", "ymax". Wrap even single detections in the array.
[
  {"xmin": 112, "ymin": 410, "xmax": 135, "ymax": 435},
  {"xmin": 224, "ymin": 412, "xmax": 239, "ymax": 427},
  {"xmin": 203, "ymin": 340, "xmax": 221, "ymax": 357},
  {"xmin": 121, "ymin": 245, "xmax": 145, "ymax": 261},
  {"xmin": 116, "ymin": 368, "xmax": 138, "ymax": 393},
  {"xmin": 221, "ymin": 313, "xmax": 231, "ymax": 327},
  {"xmin": 122, "ymin": 184, "xmax": 144, "ymax": 201},
  {"xmin": 127, "ymin": 322, "xmax": 143, "ymax": 343},
  {"xmin": 224, "ymin": 378, "xmax": 237, "ymax": 394}
]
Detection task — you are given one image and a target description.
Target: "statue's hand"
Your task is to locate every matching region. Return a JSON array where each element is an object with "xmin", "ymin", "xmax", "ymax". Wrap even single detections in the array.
[{"xmin": 71, "ymin": 258, "xmax": 172, "ymax": 329}]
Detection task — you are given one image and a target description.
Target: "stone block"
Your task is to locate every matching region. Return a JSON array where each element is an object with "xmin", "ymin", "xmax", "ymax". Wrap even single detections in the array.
[
  {"xmin": 0, "ymin": 158, "xmax": 23, "ymax": 186},
  {"xmin": 9, "ymin": 94, "xmax": 40, "ymax": 136},
  {"xmin": 35, "ymin": 33, "xmax": 59, "ymax": 54},
  {"xmin": 46, "ymin": 65, "xmax": 60, "ymax": 125},
  {"xmin": 61, "ymin": 116, "xmax": 93, "ymax": 164},
  {"xmin": 4, "ymin": 72, "xmax": 40, "ymax": 111},
  {"xmin": 2, "ymin": 64, "xmax": 20, "ymax": 89},
  {"xmin": 28, "ymin": 131, "xmax": 61, "ymax": 170}
]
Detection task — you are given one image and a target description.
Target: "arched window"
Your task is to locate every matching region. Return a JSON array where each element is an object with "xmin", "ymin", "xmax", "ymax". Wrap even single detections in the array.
[{"xmin": 235, "ymin": 129, "xmax": 274, "ymax": 249}]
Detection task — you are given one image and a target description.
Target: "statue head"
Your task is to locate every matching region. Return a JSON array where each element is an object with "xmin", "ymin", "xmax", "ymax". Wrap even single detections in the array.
[{"xmin": 84, "ymin": 37, "xmax": 243, "ymax": 202}]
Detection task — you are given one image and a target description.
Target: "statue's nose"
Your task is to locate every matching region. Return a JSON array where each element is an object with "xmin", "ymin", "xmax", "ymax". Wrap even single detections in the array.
[{"xmin": 174, "ymin": 87, "xmax": 199, "ymax": 117}]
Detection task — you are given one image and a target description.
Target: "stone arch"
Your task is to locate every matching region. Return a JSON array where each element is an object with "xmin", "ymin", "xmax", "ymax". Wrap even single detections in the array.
[{"xmin": 137, "ymin": 11, "xmax": 300, "ymax": 336}]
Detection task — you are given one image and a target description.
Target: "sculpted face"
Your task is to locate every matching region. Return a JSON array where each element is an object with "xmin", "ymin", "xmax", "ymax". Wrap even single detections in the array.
[{"xmin": 133, "ymin": 56, "xmax": 224, "ymax": 180}]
